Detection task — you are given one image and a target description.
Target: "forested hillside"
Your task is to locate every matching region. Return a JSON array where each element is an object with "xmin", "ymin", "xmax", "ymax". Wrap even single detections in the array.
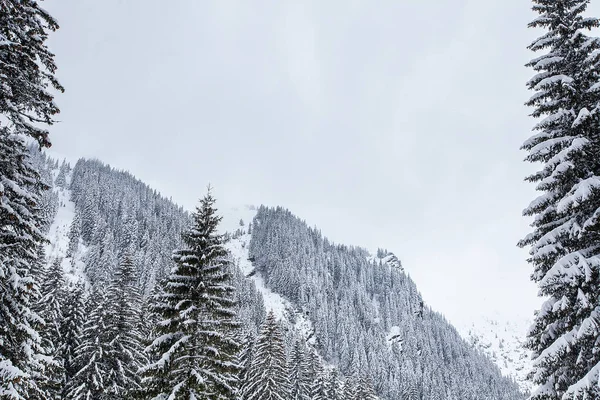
[
  {"xmin": 23, "ymin": 153, "xmax": 525, "ymax": 399},
  {"xmin": 249, "ymin": 206, "xmax": 524, "ymax": 399}
]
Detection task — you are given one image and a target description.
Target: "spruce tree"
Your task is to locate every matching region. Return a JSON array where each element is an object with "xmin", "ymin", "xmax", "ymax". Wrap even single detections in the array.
[
  {"xmin": 326, "ymin": 368, "xmax": 344, "ymax": 400},
  {"xmin": 0, "ymin": 129, "xmax": 49, "ymax": 399},
  {"xmin": 66, "ymin": 212, "xmax": 81, "ymax": 259},
  {"xmin": 34, "ymin": 258, "xmax": 68, "ymax": 399},
  {"xmin": 65, "ymin": 287, "xmax": 111, "ymax": 400},
  {"xmin": 520, "ymin": 1, "xmax": 600, "ymax": 399},
  {"xmin": 343, "ymin": 377, "xmax": 357, "ymax": 400},
  {"xmin": 141, "ymin": 190, "xmax": 241, "ymax": 399},
  {"xmin": 0, "ymin": 1, "xmax": 62, "ymax": 396},
  {"xmin": 310, "ymin": 371, "xmax": 328, "ymax": 400},
  {"xmin": 103, "ymin": 255, "xmax": 147, "ymax": 398},
  {"xmin": 354, "ymin": 376, "xmax": 378, "ymax": 400},
  {"xmin": 289, "ymin": 339, "xmax": 311, "ymax": 400},
  {"xmin": 60, "ymin": 283, "xmax": 86, "ymax": 396},
  {"xmin": 236, "ymin": 331, "xmax": 255, "ymax": 400},
  {"xmin": 0, "ymin": 0, "xmax": 63, "ymax": 147},
  {"xmin": 240, "ymin": 311, "xmax": 290, "ymax": 400}
]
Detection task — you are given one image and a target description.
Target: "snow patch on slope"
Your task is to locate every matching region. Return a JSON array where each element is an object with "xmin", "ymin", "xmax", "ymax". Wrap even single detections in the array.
[
  {"xmin": 43, "ymin": 169, "xmax": 88, "ymax": 285},
  {"xmin": 456, "ymin": 313, "xmax": 532, "ymax": 394},
  {"xmin": 222, "ymin": 205, "xmax": 315, "ymax": 343}
]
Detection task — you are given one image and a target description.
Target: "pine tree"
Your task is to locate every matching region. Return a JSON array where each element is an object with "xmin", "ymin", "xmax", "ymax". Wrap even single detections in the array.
[
  {"xmin": 141, "ymin": 190, "xmax": 241, "ymax": 399},
  {"xmin": 0, "ymin": 0, "xmax": 63, "ymax": 147},
  {"xmin": 60, "ymin": 283, "xmax": 86, "ymax": 396},
  {"xmin": 354, "ymin": 376, "xmax": 378, "ymax": 400},
  {"xmin": 520, "ymin": 1, "xmax": 600, "ymax": 399},
  {"xmin": 289, "ymin": 340, "xmax": 311, "ymax": 400},
  {"xmin": 0, "ymin": 129, "xmax": 49, "ymax": 399},
  {"xmin": 0, "ymin": 3, "xmax": 62, "ymax": 394},
  {"xmin": 34, "ymin": 258, "xmax": 68, "ymax": 399},
  {"xmin": 240, "ymin": 311, "xmax": 291, "ymax": 400},
  {"xmin": 343, "ymin": 377, "xmax": 357, "ymax": 400},
  {"xmin": 326, "ymin": 368, "xmax": 344, "ymax": 400},
  {"xmin": 102, "ymin": 255, "xmax": 147, "ymax": 398},
  {"xmin": 236, "ymin": 331, "xmax": 255, "ymax": 399},
  {"xmin": 310, "ymin": 371, "xmax": 328, "ymax": 400},
  {"xmin": 66, "ymin": 212, "xmax": 81, "ymax": 259},
  {"xmin": 65, "ymin": 287, "xmax": 111, "ymax": 400},
  {"xmin": 54, "ymin": 160, "xmax": 68, "ymax": 189}
]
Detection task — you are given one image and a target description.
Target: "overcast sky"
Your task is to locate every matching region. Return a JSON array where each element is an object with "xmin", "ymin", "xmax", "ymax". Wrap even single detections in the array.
[{"xmin": 44, "ymin": 0, "xmax": 596, "ymax": 326}]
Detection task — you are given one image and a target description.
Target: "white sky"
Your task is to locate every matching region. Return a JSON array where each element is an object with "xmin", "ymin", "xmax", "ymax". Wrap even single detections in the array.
[{"xmin": 43, "ymin": 0, "xmax": 600, "ymax": 326}]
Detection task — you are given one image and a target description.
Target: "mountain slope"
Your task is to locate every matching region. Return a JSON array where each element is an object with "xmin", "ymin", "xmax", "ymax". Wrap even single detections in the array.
[
  {"xmin": 245, "ymin": 206, "xmax": 523, "ymax": 399},
  {"xmin": 36, "ymin": 155, "xmax": 524, "ymax": 399},
  {"xmin": 458, "ymin": 314, "xmax": 532, "ymax": 394}
]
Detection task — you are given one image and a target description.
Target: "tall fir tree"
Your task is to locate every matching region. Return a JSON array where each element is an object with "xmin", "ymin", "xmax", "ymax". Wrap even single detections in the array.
[
  {"xmin": 102, "ymin": 255, "xmax": 147, "ymax": 398},
  {"xmin": 0, "ymin": 1, "xmax": 62, "ymax": 397},
  {"xmin": 141, "ymin": 190, "xmax": 241, "ymax": 399},
  {"xmin": 310, "ymin": 371, "xmax": 328, "ymax": 400},
  {"xmin": 289, "ymin": 339, "xmax": 311, "ymax": 400},
  {"xmin": 60, "ymin": 283, "xmax": 86, "ymax": 397},
  {"xmin": 0, "ymin": 128, "xmax": 49, "ymax": 399},
  {"xmin": 65, "ymin": 287, "xmax": 110, "ymax": 400},
  {"xmin": 326, "ymin": 368, "xmax": 344, "ymax": 400},
  {"xmin": 240, "ymin": 311, "xmax": 290, "ymax": 400},
  {"xmin": 34, "ymin": 258, "xmax": 68, "ymax": 399},
  {"xmin": 354, "ymin": 376, "xmax": 378, "ymax": 400},
  {"xmin": 236, "ymin": 331, "xmax": 255, "ymax": 400},
  {"xmin": 520, "ymin": 1, "xmax": 600, "ymax": 398}
]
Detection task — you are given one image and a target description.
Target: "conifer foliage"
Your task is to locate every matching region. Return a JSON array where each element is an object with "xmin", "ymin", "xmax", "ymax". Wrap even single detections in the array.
[
  {"xmin": 289, "ymin": 339, "xmax": 311, "ymax": 400},
  {"xmin": 0, "ymin": 0, "xmax": 64, "ymax": 147},
  {"xmin": 521, "ymin": 1, "xmax": 600, "ymax": 398},
  {"xmin": 103, "ymin": 255, "xmax": 147, "ymax": 397},
  {"xmin": 240, "ymin": 311, "xmax": 290, "ymax": 400},
  {"xmin": 35, "ymin": 258, "xmax": 68, "ymax": 398},
  {"xmin": 141, "ymin": 190, "xmax": 241, "ymax": 399},
  {"xmin": 0, "ymin": 1, "xmax": 62, "ymax": 397}
]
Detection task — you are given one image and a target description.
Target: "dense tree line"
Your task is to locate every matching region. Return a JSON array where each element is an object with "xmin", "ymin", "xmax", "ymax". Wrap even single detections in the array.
[{"xmin": 249, "ymin": 206, "xmax": 524, "ymax": 400}]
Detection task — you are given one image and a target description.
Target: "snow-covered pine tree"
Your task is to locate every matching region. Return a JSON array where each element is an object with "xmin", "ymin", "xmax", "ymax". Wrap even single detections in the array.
[
  {"xmin": 240, "ymin": 311, "xmax": 291, "ymax": 400},
  {"xmin": 343, "ymin": 377, "xmax": 357, "ymax": 400},
  {"xmin": 354, "ymin": 376, "xmax": 378, "ymax": 400},
  {"xmin": 0, "ymin": 0, "xmax": 63, "ymax": 147},
  {"xmin": 0, "ymin": 3, "xmax": 62, "ymax": 394},
  {"xmin": 520, "ymin": 1, "xmax": 600, "ymax": 398},
  {"xmin": 326, "ymin": 368, "xmax": 344, "ymax": 400},
  {"xmin": 141, "ymin": 190, "xmax": 241, "ymax": 399},
  {"xmin": 34, "ymin": 258, "xmax": 68, "ymax": 399},
  {"xmin": 400, "ymin": 380, "xmax": 419, "ymax": 400},
  {"xmin": 237, "ymin": 331, "xmax": 255, "ymax": 400},
  {"xmin": 54, "ymin": 160, "xmax": 68, "ymax": 189},
  {"xmin": 60, "ymin": 283, "xmax": 86, "ymax": 396},
  {"xmin": 102, "ymin": 255, "xmax": 147, "ymax": 398},
  {"xmin": 65, "ymin": 212, "xmax": 81, "ymax": 259},
  {"xmin": 0, "ymin": 129, "xmax": 49, "ymax": 399},
  {"xmin": 310, "ymin": 371, "xmax": 328, "ymax": 400},
  {"xmin": 289, "ymin": 339, "xmax": 311, "ymax": 400},
  {"xmin": 65, "ymin": 287, "xmax": 110, "ymax": 400}
]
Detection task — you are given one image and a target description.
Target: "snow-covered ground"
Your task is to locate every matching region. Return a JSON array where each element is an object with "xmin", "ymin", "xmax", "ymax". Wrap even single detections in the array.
[
  {"xmin": 44, "ymin": 169, "xmax": 88, "ymax": 285},
  {"xmin": 456, "ymin": 313, "xmax": 532, "ymax": 393}
]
